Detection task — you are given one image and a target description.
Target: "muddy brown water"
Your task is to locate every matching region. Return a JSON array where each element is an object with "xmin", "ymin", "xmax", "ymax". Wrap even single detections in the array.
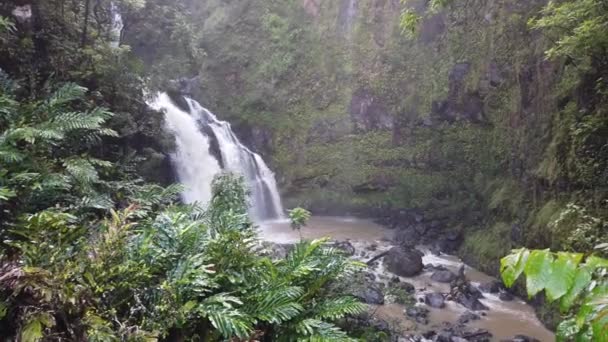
[{"xmin": 259, "ymin": 216, "xmax": 555, "ymax": 341}]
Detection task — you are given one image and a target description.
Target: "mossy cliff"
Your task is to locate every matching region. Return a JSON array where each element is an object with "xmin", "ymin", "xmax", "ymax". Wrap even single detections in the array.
[{"xmin": 134, "ymin": 0, "xmax": 607, "ymax": 283}]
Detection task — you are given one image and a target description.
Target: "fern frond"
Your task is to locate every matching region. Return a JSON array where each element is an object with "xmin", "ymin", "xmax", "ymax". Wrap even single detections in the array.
[
  {"xmin": 5, "ymin": 127, "xmax": 64, "ymax": 143},
  {"xmin": 49, "ymin": 110, "xmax": 108, "ymax": 132},
  {"xmin": 247, "ymin": 286, "xmax": 304, "ymax": 324},
  {"xmin": 0, "ymin": 187, "xmax": 16, "ymax": 201},
  {"xmin": 295, "ymin": 319, "xmax": 354, "ymax": 341},
  {"xmin": 79, "ymin": 194, "xmax": 114, "ymax": 210},
  {"xmin": 0, "ymin": 146, "xmax": 25, "ymax": 163},
  {"xmin": 198, "ymin": 296, "xmax": 253, "ymax": 339},
  {"xmin": 206, "ymin": 309, "xmax": 252, "ymax": 339},
  {"xmin": 39, "ymin": 173, "xmax": 72, "ymax": 191},
  {"xmin": 64, "ymin": 158, "xmax": 99, "ymax": 185},
  {"xmin": 312, "ymin": 297, "xmax": 366, "ymax": 321},
  {"xmin": 46, "ymin": 83, "xmax": 87, "ymax": 109}
]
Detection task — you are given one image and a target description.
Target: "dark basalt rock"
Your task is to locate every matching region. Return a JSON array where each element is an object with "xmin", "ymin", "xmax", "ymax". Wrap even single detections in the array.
[
  {"xmin": 455, "ymin": 293, "xmax": 489, "ymax": 311},
  {"xmin": 478, "ymin": 280, "xmax": 503, "ymax": 294},
  {"xmin": 384, "ymin": 247, "xmax": 424, "ymax": 277},
  {"xmin": 458, "ymin": 311, "xmax": 481, "ymax": 324},
  {"xmin": 425, "ymin": 292, "xmax": 446, "ymax": 308},
  {"xmin": 329, "ymin": 240, "xmax": 356, "ymax": 256},
  {"xmin": 499, "ymin": 290, "xmax": 514, "ymax": 301},
  {"xmin": 424, "ymin": 323, "xmax": 492, "ymax": 342},
  {"xmin": 354, "ymin": 284, "xmax": 385, "ymax": 305},
  {"xmin": 431, "ymin": 270, "xmax": 457, "ymax": 283},
  {"xmin": 406, "ymin": 306, "xmax": 430, "ymax": 325},
  {"xmin": 364, "ymin": 286, "xmax": 385, "ymax": 305}
]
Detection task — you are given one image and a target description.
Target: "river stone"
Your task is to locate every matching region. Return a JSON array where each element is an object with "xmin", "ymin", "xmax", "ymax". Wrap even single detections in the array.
[
  {"xmin": 431, "ymin": 270, "xmax": 457, "ymax": 283},
  {"xmin": 356, "ymin": 285, "xmax": 384, "ymax": 305},
  {"xmin": 508, "ymin": 335, "xmax": 540, "ymax": 342},
  {"xmin": 330, "ymin": 240, "xmax": 356, "ymax": 256},
  {"xmin": 405, "ymin": 306, "xmax": 429, "ymax": 325},
  {"xmin": 397, "ymin": 281, "xmax": 415, "ymax": 293},
  {"xmin": 499, "ymin": 290, "xmax": 514, "ymax": 301},
  {"xmin": 455, "ymin": 293, "xmax": 489, "ymax": 311},
  {"xmin": 451, "ymin": 337, "xmax": 468, "ymax": 342},
  {"xmin": 424, "ymin": 292, "xmax": 445, "ymax": 308},
  {"xmin": 478, "ymin": 280, "xmax": 502, "ymax": 293},
  {"xmin": 458, "ymin": 311, "xmax": 480, "ymax": 324},
  {"xmin": 384, "ymin": 247, "xmax": 423, "ymax": 277}
]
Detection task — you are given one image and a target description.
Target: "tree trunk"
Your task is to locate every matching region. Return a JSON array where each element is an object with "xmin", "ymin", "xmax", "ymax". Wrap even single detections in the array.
[{"xmin": 81, "ymin": 0, "xmax": 90, "ymax": 47}]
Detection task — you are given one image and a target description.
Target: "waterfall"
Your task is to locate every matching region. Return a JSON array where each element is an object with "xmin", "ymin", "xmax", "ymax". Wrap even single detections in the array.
[
  {"xmin": 110, "ymin": 3, "xmax": 123, "ymax": 48},
  {"xmin": 149, "ymin": 93, "xmax": 285, "ymax": 221}
]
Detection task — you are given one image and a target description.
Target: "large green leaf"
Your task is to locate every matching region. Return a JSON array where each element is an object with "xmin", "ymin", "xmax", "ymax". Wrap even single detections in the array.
[
  {"xmin": 523, "ymin": 249, "xmax": 553, "ymax": 297},
  {"xmin": 585, "ymin": 256, "xmax": 608, "ymax": 269},
  {"xmin": 560, "ymin": 266, "xmax": 593, "ymax": 312},
  {"xmin": 501, "ymin": 248, "xmax": 530, "ymax": 287},
  {"xmin": 546, "ymin": 252, "xmax": 581, "ymax": 302}
]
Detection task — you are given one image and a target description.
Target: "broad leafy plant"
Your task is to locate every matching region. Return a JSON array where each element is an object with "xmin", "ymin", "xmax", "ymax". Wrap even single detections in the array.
[{"xmin": 501, "ymin": 248, "xmax": 608, "ymax": 341}]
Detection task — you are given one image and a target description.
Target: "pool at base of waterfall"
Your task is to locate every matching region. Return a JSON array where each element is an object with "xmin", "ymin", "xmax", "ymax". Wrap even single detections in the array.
[{"xmin": 259, "ymin": 217, "xmax": 555, "ymax": 341}]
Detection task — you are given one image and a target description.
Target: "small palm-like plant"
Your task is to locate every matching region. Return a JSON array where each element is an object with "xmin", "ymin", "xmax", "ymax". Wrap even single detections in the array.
[{"xmin": 289, "ymin": 207, "xmax": 312, "ymax": 240}]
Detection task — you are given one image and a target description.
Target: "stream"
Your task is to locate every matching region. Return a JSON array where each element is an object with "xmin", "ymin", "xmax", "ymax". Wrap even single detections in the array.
[{"xmin": 259, "ymin": 217, "xmax": 554, "ymax": 341}]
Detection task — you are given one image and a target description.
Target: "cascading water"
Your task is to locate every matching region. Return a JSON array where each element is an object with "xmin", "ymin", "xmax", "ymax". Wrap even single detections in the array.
[
  {"xmin": 110, "ymin": 3, "xmax": 123, "ymax": 48},
  {"xmin": 149, "ymin": 93, "xmax": 285, "ymax": 221}
]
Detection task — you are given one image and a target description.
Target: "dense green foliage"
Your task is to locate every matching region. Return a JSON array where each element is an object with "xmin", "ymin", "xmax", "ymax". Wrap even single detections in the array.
[
  {"xmin": 0, "ymin": 75, "xmax": 367, "ymax": 340},
  {"xmin": 1, "ymin": 0, "xmax": 608, "ymax": 338},
  {"xmin": 0, "ymin": 2, "xmax": 369, "ymax": 341},
  {"xmin": 501, "ymin": 248, "xmax": 608, "ymax": 341},
  {"xmin": 1, "ymin": 173, "xmax": 366, "ymax": 341}
]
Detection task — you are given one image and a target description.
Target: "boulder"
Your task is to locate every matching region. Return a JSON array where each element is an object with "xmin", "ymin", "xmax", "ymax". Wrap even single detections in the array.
[
  {"xmin": 478, "ymin": 280, "xmax": 502, "ymax": 294},
  {"xmin": 384, "ymin": 247, "xmax": 424, "ymax": 277},
  {"xmin": 355, "ymin": 285, "xmax": 385, "ymax": 305},
  {"xmin": 431, "ymin": 270, "xmax": 457, "ymax": 283},
  {"xmin": 425, "ymin": 292, "xmax": 446, "ymax": 308},
  {"xmin": 405, "ymin": 306, "xmax": 430, "ymax": 325},
  {"xmin": 437, "ymin": 231, "xmax": 463, "ymax": 253},
  {"xmin": 455, "ymin": 293, "xmax": 489, "ymax": 311}
]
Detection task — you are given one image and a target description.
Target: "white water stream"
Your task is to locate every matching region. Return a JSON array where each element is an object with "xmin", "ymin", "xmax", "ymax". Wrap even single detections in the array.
[{"xmin": 260, "ymin": 217, "xmax": 555, "ymax": 341}]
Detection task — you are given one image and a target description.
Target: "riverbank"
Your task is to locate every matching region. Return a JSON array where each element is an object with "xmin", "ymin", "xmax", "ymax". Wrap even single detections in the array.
[{"xmin": 259, "ymin": 217, "xmax": 554, "ymax": 341}]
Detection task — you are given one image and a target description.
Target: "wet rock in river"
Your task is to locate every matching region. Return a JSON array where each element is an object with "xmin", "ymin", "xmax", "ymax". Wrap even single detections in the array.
[
  {"xmin": 424, "ymin": 292, "xmax": 445, "ymax": 308},
  {"xmin": 405, "ymin": 306, "xmax": 429, "ymax": 325},
  {"xmin": 478, "ymin": 280, "xmax": 503, "ymax": 293},
  {"xmin": 455, "ymin": 293, "xmax": 489, "ymax": 311},
  {"xmin": 396, "ymin": 281, "xmax": 415, "ymax": 293},
  {"xmin": 499, "ymin": 290, "xmax": 514, "ymax": 301},
  {"xmin": 355, "ymin": 284, "xmax": 385, "ymax": 305},
  {"xmin": 329, "ymin": 240, "xmax": 356, "ymax": 256},
  {"xmin": 502, "ymin": 335, "xmax": 540, "ymax": 342},
  {"xmin": 457, "ymin": 311, "xmax": 480, "ymax": 324},
  {"xmin": 384, "ymin": 247, "xmax": 424, "ymax": 277},
  {"xmin": 431, "ymin": 270, "xmax": 457, "ymax": 283}
]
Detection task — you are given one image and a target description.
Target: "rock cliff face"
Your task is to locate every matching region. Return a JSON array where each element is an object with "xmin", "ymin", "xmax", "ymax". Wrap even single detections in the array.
[{"xmin": 143, "ymin": 0, "xmax": 606, "ymax": 291}]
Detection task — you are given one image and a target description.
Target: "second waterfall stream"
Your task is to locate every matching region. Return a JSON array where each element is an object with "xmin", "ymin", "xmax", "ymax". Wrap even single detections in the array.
[{"xmin": 149, "ymin": 93, "xmax": 284, "ymax": 221}]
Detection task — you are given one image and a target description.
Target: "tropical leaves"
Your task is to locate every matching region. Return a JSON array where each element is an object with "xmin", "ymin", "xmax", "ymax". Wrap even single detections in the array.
[
  {"xmin": 501, "ymin": 248, "xmax": 608, "ymax": 341},
  {"xmin": 0, "ymin": 77, "xmax": 366, "ymax": 341},
  {"xmin": 0, "ymin": 77, "xmax": 120, "ymax": 218}
]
